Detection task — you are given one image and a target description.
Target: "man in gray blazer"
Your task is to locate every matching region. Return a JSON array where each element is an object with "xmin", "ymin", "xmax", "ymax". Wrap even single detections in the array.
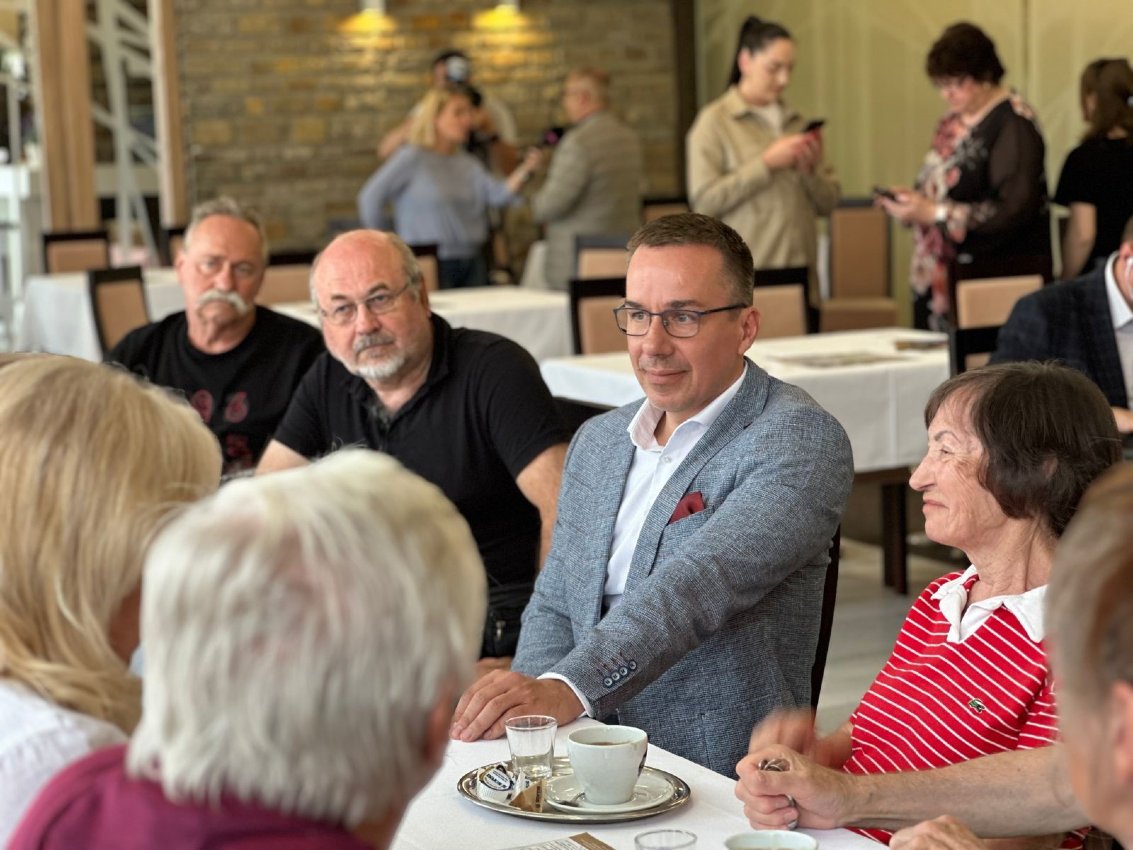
[
  {"xmin": 452, "ymin": 213, "xmax": 853, "ymax": 775},
  {"xmin": 531, "ymin": 68, "xmax": 644, "ymax": 290}
]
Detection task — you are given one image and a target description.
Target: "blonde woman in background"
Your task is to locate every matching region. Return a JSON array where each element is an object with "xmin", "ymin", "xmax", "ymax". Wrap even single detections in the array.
[
  {"xmin": 1055, "ymin": 58, "xmax": 1133, "ymax": 278},
  {"xmin": 0, "ymin": 356, "xmax": 220, "ymax": 842},
  {"xmin": 358, "ymin": 82, "xmax": 541, "ymax": 288}
]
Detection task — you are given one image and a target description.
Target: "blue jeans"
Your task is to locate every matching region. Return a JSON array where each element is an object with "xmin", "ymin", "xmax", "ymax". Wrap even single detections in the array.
[{"xmin": 438, "ymin": 255, "xmax": 488, "ymax": 289}]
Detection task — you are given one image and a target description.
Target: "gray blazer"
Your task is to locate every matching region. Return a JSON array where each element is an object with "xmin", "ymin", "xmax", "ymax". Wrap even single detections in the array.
[
  {"xmin": 513, "ymin": 363, "xmax": 853, "ymax": 774},
  {"xmin": 531, "ymin": 110, "xmax": 643, "ymax": 290}
]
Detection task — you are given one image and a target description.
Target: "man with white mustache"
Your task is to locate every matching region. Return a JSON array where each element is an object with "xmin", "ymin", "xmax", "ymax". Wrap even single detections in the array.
[
  {"xmin": 108, "ymin": 197, "xmax": 323, "ymax": 475},
  {"xmin": 450, "ymin": 213, "xmax": 853, "ymax": 776},
  {"xmin": 257, "ymin": 229, "xmax": 569, "ymax": 663}
]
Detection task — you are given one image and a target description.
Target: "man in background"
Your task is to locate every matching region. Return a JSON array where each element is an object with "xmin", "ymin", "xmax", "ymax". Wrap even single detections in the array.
[
  {"xmin": 531, "ymin": 67, "xmax": 644, "ymax": 291},
  {"xmin": 108, "ymin": 197, "xmax": 323, "ymax": 475},
  {"xmin": 9, "ymin": 450, "xmax": 486, "ymax": 849},
  {"xmin": 993, "ymin": 214, "xmax": 1133, "ymax": 433}
]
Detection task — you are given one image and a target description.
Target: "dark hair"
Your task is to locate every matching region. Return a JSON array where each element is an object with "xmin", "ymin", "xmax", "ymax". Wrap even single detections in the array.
[
  {"xmin": 627, "ymin": 213, "xmax": 754, "ymax": 304},
  {"xmin": 432, "ymin": 48, "xmax": 468, "ymax": 67},
  {"xmin": 1083, "ymin": 58, "xmax": 1133, "ymax": 143},
  {"xmin": 727, "ymin": 16, "xmax": 792, "ymax": 88},
  {"xmin": 924, "ymin": 22, "xmax": 1005, "ymax": 84},
  {"xmin": 923, "ymin": 362, "xmax": 1120, "ymax": 537},
  {"xmin": 1123, "ymin": 214, "xmax": 1133, "ymax": 244}
]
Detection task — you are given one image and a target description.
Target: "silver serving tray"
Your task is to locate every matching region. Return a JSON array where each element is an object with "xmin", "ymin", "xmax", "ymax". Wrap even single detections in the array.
[{"xmin": 457, "ymin": 757, "xmax": 691, "ymax": 824}]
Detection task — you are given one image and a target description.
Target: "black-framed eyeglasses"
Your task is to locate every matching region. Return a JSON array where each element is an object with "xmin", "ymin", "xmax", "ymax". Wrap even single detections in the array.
[
  {"xmin": 613, "ymin": 303, "xmax": 747, "ymax": 338},
  {"xmin": 318, "ymin": 281, "xmax": 412, "ymax": 327}
]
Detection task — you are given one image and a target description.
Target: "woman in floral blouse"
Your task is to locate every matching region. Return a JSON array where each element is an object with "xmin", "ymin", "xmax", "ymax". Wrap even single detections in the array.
[{"xmin": 877, "ymin": 22, "xmax": 1051, "ymax": 329}]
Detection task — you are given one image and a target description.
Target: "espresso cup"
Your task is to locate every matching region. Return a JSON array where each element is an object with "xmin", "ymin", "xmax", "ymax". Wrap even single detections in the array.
[
  {"xmin": 723, "ymin": 831, "xmax": 817, "ymax": 850},
  {"xmin": 566, "ymin": 725, "xmax": 648, "ymax": 805}
]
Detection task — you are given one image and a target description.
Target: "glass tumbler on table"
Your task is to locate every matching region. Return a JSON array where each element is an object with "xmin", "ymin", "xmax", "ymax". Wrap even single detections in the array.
[
  {"xmin": 634, "ymin": 829, "xmax": 697, "ymax": 849},
  {"xmin": 504, "ymin": 715, "xmax": 557, "ymax": 781}
]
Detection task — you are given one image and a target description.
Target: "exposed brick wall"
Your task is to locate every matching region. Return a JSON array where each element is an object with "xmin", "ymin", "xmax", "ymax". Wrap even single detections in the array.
[{"xmin": 172, "ymin": 0, "xmax": 680, "ymax": 251}]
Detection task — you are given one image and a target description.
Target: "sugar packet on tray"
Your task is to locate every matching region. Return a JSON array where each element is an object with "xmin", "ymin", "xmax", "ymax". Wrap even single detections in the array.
[{"xmin": 474, "ymin": 762, "xmax": 546, "ymax": 812}]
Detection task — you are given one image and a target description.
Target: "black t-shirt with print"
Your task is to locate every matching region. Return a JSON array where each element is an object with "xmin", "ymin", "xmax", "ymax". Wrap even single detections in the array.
[{"xmin": 108, "ymin": 307, "xmax": 324, "ymax": 475}]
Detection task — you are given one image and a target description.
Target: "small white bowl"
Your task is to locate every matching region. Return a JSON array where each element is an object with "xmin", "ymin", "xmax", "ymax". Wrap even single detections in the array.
[{"xmin": 723, "ymin": 830, "xmax": 818, "ymax": 850}]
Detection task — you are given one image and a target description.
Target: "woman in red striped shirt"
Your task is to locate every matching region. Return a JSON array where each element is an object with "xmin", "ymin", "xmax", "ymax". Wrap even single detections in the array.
[{"xmin": 739, "ymin": 362, "xmax": 1121, "ymax": 846}]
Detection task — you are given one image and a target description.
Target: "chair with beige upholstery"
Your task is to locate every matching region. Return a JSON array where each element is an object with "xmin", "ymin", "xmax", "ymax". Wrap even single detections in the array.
[
  {"xmin": 947, "ymin": 255, "xmax": 1048, "ymax": 373},
  {"xmin": 88, "ymin": 266, "xmax": 149, "ymax": 356},
  {"xmin": 257, "ymin": 250, "xmax": 317, "ymax": 306},
  {"xmin": 43, "ymin": 230, "xmax": 111, "ymax": 274},
  {"xmin": 753, "ymin": 266, "xmax": 811, "ymax": 338},
  {"xmin": 409, "ymin": 243, "xmax": 440, "ymax": 292},
  {"xmin": 820, "ymin": 201, "xmax": 899, "ymax": 332},
  {"xmin": 569, "ymin": 276, "xmax": 626, "ymax": 355},
  {"xmin": 575, "ymin": 233, "xmax": 632, "ymax": 280},
  {"xmin": 641, "ymin": 196, "xmax": 689, "ymax": 224}
]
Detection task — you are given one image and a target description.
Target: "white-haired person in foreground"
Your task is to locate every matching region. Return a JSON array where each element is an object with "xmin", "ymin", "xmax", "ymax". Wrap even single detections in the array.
[
  {"xmin": 9, "ymin": 449, "xmax": 486, "ymax": 850},
  {"xmin": 884, "ymin": 462, "xmax": 1133, "ymax": 850}
]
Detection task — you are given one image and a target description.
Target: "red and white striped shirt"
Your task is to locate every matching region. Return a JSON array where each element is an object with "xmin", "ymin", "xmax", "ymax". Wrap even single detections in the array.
[{"xmin": 843, "ymin": 568, "xmax": 1080, "ymax": 847}]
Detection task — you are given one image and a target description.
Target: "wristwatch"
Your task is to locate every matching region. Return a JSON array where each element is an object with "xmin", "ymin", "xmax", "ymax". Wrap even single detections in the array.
[{"xmin": 934, "ymin": 203, "xmax": 948, "ymax": 224}]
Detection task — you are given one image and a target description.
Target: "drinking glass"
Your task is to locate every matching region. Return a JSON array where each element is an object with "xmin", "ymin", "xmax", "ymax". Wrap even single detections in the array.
[
  {"xmin": 634, "ymin": 829, "xmax": 697, "ymax": 849},
  {"xmin": 504, "ymin": 715, "xmax": 557, "ymax": 781}
]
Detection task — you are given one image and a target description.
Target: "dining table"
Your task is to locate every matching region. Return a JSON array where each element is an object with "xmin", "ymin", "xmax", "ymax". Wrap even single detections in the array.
[
  {"xmin": 18, "ymin": 269, "xmax": 573, "ymax": 364},
  {"xmin": 272, "ymin": 285, "xmax": 572, "ymax": 363},
  {"xmin": 539, "ymin": 328, "xmax": 951, "ymax": 593},
  {"xmin": 392, "ymin": 718, "xmax": 880, "ymax": 850}
]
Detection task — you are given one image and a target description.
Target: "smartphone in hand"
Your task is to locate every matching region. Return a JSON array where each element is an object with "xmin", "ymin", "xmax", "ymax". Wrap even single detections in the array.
[
  {"xmin": 872, "ymin": 185, "xmax": 898, "ymax": 202},
  {"xmin": 802, "ymin": 118, "xmax": 826, "ymax": 133}
]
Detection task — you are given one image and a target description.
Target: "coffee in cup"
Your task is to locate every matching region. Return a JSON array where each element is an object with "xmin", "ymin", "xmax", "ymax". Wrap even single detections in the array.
[{"xmin": 566, "ymin": 725, "xmax": 648, "ymax": 805}]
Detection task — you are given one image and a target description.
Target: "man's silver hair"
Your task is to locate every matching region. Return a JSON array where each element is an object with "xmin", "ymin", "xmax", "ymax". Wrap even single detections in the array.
[
  {"xmin": 126, "ymin": 450, "xmax": 485, "ymax": 826},
  {"xmin": 308, "ymin": 230, "xmax": 425, "ymax": 304},
  {"xmin": 183, "ymin": 196, "xmax": 269, "ymax": 261}
]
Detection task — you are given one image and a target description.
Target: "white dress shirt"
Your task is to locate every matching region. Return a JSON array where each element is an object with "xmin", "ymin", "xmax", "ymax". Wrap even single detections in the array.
[
  {"xmin": 1104, "ymin": 252, "xmax": 1133, "ymax": 405},
  {"xmin": 542, "ymin": 366, "xmax": 748, "ymax": 716}
]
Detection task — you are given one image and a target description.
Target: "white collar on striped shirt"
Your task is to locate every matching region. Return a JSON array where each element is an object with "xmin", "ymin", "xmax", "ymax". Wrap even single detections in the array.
[{"xmin": 931, "ymin": 565, "xmax": 1046, "ymax": 644}]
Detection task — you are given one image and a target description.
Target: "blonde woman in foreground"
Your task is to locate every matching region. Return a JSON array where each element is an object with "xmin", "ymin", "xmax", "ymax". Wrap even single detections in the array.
[{"xmin": 0, "ymin": 355, "xmax": 220, "ymax": 842}]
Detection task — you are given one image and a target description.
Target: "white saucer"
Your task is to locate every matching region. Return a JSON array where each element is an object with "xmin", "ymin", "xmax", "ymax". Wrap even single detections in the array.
[{"xmin": 545, "ymin": 772, "xmax": 675, "ymax": 814}]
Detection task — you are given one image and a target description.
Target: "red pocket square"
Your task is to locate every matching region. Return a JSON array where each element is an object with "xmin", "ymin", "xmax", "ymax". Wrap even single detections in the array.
[{"xmin": 668, "ymin": 491, "xmax": 705, "ymax": 524}]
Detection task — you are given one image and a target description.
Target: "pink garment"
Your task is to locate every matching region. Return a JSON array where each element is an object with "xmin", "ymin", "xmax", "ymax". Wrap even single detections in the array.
[{"xmin": 8, "ymin": 745, "xmax": 371, "ymax": 850}]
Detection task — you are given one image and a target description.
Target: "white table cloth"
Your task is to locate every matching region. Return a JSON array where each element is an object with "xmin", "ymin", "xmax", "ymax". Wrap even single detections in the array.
[
  {"xmin": 19, "ymin": 272, "xmax": 572, "ymax": 364},
  {"xmin": 273, "ymin": 286, "xmax": 572, "ymax": 363},
  {"xmin": 18, "ymin": 267, "xmax": 182, "ymax": 360},
  {"xmin": 540, "ymin": 329, "xmax": 950, "ymax": 474},
  {"xmin": 393, "ymin": 719, "xmax": 877, "ymax": 850}
]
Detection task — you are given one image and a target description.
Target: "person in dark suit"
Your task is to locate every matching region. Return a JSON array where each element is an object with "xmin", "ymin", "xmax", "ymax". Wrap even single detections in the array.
[
  {"xmin": 991, "ymin": 214, "xmax": 1133, "ymax": 433},
  {"xmin": 449, "ymin": 213, "xmax": 853, "ymax": 775}
]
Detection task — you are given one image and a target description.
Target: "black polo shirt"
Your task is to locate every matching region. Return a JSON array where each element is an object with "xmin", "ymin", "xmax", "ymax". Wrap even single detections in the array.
[
  {"xmin": 273, "ymin": 315, "xmax": 568, "ymax": 587},
  {"xmin": 108, "ymin": 307, "xmax": 324, "ymax": 476}
]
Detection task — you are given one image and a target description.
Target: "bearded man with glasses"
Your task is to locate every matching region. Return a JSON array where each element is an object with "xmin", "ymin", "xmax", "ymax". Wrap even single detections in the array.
[
  {"xmin": 108, "ymin": 197, "xmax": 323, "ymax": 476},
  {"xmin": 451, "ymin": 212, "xmax": 853, "ymax": 775},
  {"xmin": 257, "ymin": 229, "xmax": 569, "ymax": 664}
]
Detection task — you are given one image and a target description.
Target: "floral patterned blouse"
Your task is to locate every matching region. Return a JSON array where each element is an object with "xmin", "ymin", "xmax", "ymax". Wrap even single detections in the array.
[{"xmin": 911, "ymin": 94, "xmax": 1050, "ymax": 318}]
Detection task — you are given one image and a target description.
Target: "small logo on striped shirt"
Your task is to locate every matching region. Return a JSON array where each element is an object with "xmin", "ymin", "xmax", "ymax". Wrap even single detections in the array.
[{"xmin": 967, "ymin": 698, "xmax": 987, "ymax": 714}]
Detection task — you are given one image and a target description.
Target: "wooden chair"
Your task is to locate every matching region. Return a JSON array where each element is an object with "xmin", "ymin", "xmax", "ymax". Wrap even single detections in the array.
[
  {"xmin": 811, "ymin": 525, "xmax": 842, "ymax": 709},
  {"xmin": 569, "ymin": 276, "xmax": 626, "ymax": 355},
  {"xmin": 257, "ymin": 249, "xmax": 317, "ymax": 305},
  {"xmin": 43, "ymin": 230, "xmax": 111, "ymax": 274},
  {"xmin": 821, "ymin": 201, "xmax": 899, "ymax": 332},
  {"xmin": 160, "ymin": 225, "xmax": 186, "ymax": 266},
  {"xmin": 410, "ymin": 243, "xmax": 440, "ymax": 292},
  {"xmin": 753, "ymin": 266, "xmax": 811, "ymax": 337},
  {"xmin": 575, "ymin": 233, "xmax": 631, "ymax": 280},
  {"xmin": 88, "ymin": 266, "xmax": 149, "ymax": 356},
  {"xmin": 947, "ymin": 255, "xmax": 1047, "ymax": 373},
  {"xmin": 641, "ymin": 196, "xmax": 689, "ymax": 224}
]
